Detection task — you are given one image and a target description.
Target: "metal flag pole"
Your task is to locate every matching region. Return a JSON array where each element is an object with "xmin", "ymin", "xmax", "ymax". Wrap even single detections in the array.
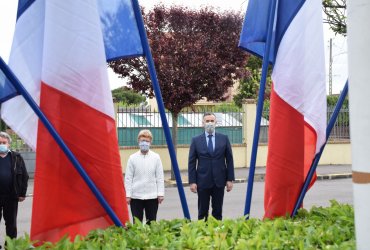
[
  {"xmin": 244, "ymin": 0, "xmax": 277, "ymax": 218},
  {"xmin": 291, "ymin": 80, "xmax": 349, "ymax": 217},
  {"xmin": 0, "ymin": 57, "xmax": 123, "ymax": 226},
  {"xmin": 131, "ymin": 0, "xmax": 191, "ymax": 219}
]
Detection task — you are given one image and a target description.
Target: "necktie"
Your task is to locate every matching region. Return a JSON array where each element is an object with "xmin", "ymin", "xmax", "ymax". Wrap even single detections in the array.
[{"xmin": 208, "ymin": 134, "xmax": 213, "ymax": 153}]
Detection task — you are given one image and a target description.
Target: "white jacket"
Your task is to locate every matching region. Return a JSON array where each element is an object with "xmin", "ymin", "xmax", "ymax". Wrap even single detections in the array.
[{"xmin": 124, "ymin": 150, "xmax": 165, "ymax": 199}]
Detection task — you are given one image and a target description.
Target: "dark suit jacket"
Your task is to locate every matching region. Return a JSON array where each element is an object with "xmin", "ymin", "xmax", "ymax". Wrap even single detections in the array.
[{"xmin": 188, "ymin": 132, "xmax": 235, "ymax": 189}]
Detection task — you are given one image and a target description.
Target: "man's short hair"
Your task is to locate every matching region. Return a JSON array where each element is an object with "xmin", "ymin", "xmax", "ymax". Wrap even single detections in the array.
[
  {"xmin": 203, "ymin": 112, "xmax": 216, "ymax": 119},
  {"xmin": 137, "ymin": 129, "xmax": 153, "ymax": 141},
  {"xmin": 0, "ymin": 131, "xmax": 12, "ymax": 144}
]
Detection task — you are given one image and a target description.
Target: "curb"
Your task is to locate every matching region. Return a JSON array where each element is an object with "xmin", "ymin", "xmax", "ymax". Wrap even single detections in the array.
[
  {"xmin": 317, "ymin": 173, "xmax": 352, "ymax": 180},
  {"xmin": 26, "ymin": 173, "xmax": 353, "ymax": 195},
  {"xmin": 164, "ymin": 173, "xmax": 352, "ymax": 188}
]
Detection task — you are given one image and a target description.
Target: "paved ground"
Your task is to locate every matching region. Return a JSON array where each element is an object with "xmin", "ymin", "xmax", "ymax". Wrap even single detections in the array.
[{"xmin": 165, "ymin": 164, "xmax": 353, "ymax": 186}]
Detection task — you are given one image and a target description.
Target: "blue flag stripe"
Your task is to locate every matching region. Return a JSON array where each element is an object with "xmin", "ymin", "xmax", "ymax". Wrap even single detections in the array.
[
  {"xmin": 239, "ymin": 0, "xmax": 305, "ymax": 64},
  {"xmin": 98, "ymin": 0, "xmax": 144, "ymax": 61},
  {"xmin": 275, "ymin": 0, "xmax": 306, "ymax": 53},
  {"xmin": 17, "ymin": 0, "xmax": 144, "ymax": 62},
  {"xmin": 16, "ymin": 0, "xmax": 36, "ymax": 20}
]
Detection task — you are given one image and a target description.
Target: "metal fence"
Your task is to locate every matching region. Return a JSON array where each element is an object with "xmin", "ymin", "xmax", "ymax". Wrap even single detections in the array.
[
  {"xmin": 259, "ymin": 108, "xmax": 269, "ymax": 143},
  {"xmin": 5, "ymin": 106, "xmax": 350, "ymax": 149},
  {"xmin": 327, "ymin": 107, "xmax": 350, "ymax": 141},
  {"xmin": 116, "ymin": 107, "xmax": 350, "ymax": 146},
  {"xmin": 116, "ymin": 108, "xmax": 244, "ymax": 146}
]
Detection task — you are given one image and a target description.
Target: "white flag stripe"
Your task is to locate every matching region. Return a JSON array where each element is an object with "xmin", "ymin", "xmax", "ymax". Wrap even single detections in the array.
[
  {"xmin": 1, "ymin": 0, "xmax": 45, "ymax": 149},
  {"xmin": 272, "ymin": 0, "xmax": 326, "ymax": 152},
  {"xmin": 43, "ymin": 1, "xmax": 114, "ymax": 118},
  {"xmin": 1, "ymin": 0, "xmax": 116, "ymax": 149}
]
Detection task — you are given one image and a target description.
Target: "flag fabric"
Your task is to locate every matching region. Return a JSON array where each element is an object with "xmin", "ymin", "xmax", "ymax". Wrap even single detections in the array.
[
  {"xmin": 0, "ymin": 0, "xmax": 139, "ymax": 242},
  {"xmin": 240, "ymin": 0, "xmax": 326, "ymax": 218},
  {"xmin": 0, "ymin": 58, "xmax": 18, "ymax": 103},
  {"xmin": 98, "ymin": 0, "xmax": 144, "ymax": 61}
]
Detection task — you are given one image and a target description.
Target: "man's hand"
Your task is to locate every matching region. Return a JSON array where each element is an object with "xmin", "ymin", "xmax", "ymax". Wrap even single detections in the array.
[
  {"xmin": 126, "ymin": 197, "xmax": 131, "ymax": 205},
  {"xmin": 190, "ymin": 183, "xmax": 197, "ymax": 193},
  {"xmin": 226, "ymin": 181, "xmax": 233, "ymax": 192},
  {"xmin": 19, "ymin": 197, "xmax": 26, "ymax": 202},
  {"xmin": 158, "ymin": 196, "xmax": 164, "ymax": 204}
]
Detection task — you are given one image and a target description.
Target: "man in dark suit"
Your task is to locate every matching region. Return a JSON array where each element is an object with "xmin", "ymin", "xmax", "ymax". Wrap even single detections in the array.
[{"xmin": 188, "ymin": 112, "xmax": 235, "ymax": 220}]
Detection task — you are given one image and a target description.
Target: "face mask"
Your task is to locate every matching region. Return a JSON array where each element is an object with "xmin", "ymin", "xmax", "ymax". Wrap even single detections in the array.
[
  {"xmin": 205, "ymin": 122, "xmax": 215, "ymax": 134},
  {"xmin": 139, "ymin": 141, "xmax": 150, "ymax": 152},
  {"xmin": 0, "ymin": 144, "xmax": 9, "ymax": 153}
]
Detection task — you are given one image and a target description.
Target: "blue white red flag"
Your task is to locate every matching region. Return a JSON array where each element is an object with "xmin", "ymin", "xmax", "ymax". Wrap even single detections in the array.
[
  {"xmin": 0, "ymin": 0, "xmax": 145, "ymax": 242},
  {"xmin": 240, "ymin": 0, "xmax": 327, "ymax": 218}
]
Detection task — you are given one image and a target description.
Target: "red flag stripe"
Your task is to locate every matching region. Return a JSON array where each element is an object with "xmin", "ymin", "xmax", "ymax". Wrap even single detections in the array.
[
  {"xmin": 31, "ymin": 83, "xmax": 129, "ymax": 242},
  {"xmin": 264, "ymin": 87, "xmax": 317, "ymax": 219}
]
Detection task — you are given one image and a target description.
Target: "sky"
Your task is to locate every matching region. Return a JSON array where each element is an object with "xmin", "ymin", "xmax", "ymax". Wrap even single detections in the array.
[{"xmin": 0, "ymin": 0, "xmax": 347, "ymax": 94}]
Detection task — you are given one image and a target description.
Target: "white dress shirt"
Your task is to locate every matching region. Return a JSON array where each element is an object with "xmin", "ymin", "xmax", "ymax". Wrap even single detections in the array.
[{"xmin": 124, "ymin": 150, "xmax": 165, "ymax": 199}]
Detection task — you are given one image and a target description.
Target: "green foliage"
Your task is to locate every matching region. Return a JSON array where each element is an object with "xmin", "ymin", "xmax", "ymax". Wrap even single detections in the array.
[
  {"xmin": 234, "ymin": 55, "xmax": 272, "ymax": 108},
  {"xmin": 233, "ymin": 73, "xmax": 259, "ymax": 106},
  {"xmin": 323, "ymin": 0, "xmax": 346, "ymax": 36},
  {"xmin": 111, "ymin": 86, "xmax": 146, "ymax": 106},
  {"xmin": 181, "ymin": 102, "xmax": 241, "ymax": 113},
  {"xmin": 8, "ymin": 201, "xmax": 355, "ymax": 249},
  {"xmin": 327, "ymin": 94, "xmax": 349, "ymax": 127},
  {"xmin": 262, "ymin": 99, "xmax": 270, "ymax": 121},
  {"xmin": 327, "ymin": 94, "xmax": 348, "ymax": 109},
  {"xmin": 0, "ymin": 118, "xmax": 7, "ymax": 131},
  {"xmin": 214, "ymin": 103, "xmax": 241, "ymax": 112}
]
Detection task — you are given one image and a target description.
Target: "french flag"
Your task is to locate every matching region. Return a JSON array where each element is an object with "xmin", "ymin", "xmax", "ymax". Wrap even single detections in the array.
[
  {"xmin": 1, "ymin": 0, "xmax": 142, "ymax": 242},
  {"xmin": 240, "ymin": 0, "xmax": 326, "ymax": 218}
]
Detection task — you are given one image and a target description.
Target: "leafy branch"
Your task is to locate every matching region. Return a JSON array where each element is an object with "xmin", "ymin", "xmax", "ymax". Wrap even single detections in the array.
[{"xmin": 323, "ymin": 0, "xmax": 347, "ymax": 36}]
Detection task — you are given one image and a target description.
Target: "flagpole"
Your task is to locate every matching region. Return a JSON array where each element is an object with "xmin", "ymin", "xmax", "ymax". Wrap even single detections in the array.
[
  {"xmin": 0, "ymin": 57, "xmax": 124, "ymax": 227},
  {"xmin": 291, "ymin": 80, "xmax": 348, "ymax": 217},
  {"xmin": 131, "ymin": 0, "xmax": 191, "ymax": 219},
  {"xmin": 243, "ymin": 0, "xmax": 277, "ymax": 217}
]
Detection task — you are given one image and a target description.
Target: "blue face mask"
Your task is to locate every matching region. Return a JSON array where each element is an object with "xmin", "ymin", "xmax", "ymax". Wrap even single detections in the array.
[
  {"xmin": 139, "ymin": 141, "xmax": 150, "ymax": 152},
  {"xmin": 0, "ymin": 144, "xmax": 9, "ymax": 153}
]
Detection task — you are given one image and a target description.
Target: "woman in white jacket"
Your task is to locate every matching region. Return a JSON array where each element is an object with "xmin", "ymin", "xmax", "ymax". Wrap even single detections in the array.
[{"xmin": 124, "ymin": 129, "xmax": 164, "ymax": 224}]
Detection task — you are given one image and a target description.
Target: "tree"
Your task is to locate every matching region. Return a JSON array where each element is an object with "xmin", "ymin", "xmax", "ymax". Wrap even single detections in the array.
[
  {"xmin": 233, "ymin": 55, "xmax": 272, "ymax": 108},
  {"xmin": 0, "ymin": 119, "xmax": 6, "ymax": 131},
  {"xmin": 109, "ymin": 5, "xmax": 248, "ymax": 176},
  {"xmin": 327, "ymin": 94, "xmax": 348, "ymax": 108},
  {"xmin": 111, "ymin": 86, "xmax": 146, "ymax": 106},
  {"xmin": 323, "ymin": 0, "xmax": 347, "ymax": 36}
]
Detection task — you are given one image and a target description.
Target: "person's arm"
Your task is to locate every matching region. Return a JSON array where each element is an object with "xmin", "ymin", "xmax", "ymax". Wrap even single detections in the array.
[
  {"xmin": 155, "ymin": 155, "xmax": 165, "ymax": 203},
  {"xmin": 124, "ymin": 157, "xmax": 134, "ymax": 204},
  {"xmin": 17, "ymin": 154, "xmax": 29, "ymax": 201},
  {"xmin": 225, "ymin": 136, "xmax": 235, "ymax": 192},
  {"xmin": 188, "ymin": 137, "xmax": 198, "ymax": 193}
]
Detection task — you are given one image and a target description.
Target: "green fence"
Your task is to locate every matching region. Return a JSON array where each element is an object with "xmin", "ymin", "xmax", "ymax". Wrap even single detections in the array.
[
  {"xmin": 116, "ymin": 109, "xmax": 244, "ymax": 146},
  {"xmin": 117, "ymin": 126, "xmax": 243, "ymax": 146}
]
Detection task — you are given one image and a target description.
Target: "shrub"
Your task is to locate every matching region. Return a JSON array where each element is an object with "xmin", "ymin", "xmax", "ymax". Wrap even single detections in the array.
[{"xmin": 7, "ymin": 200, "xmax": 354, "ymax": 249}]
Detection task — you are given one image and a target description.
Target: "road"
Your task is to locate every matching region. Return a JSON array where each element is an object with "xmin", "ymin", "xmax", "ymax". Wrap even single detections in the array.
[{"xmin": 1, "ymin": 178, "xmax": 353, "ymax": 244}]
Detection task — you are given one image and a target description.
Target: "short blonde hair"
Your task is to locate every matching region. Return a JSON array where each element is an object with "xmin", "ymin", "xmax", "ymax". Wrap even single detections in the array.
[{"xmin": 137, "ymin": 129, "xmax": 153, "ymax": 142}]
